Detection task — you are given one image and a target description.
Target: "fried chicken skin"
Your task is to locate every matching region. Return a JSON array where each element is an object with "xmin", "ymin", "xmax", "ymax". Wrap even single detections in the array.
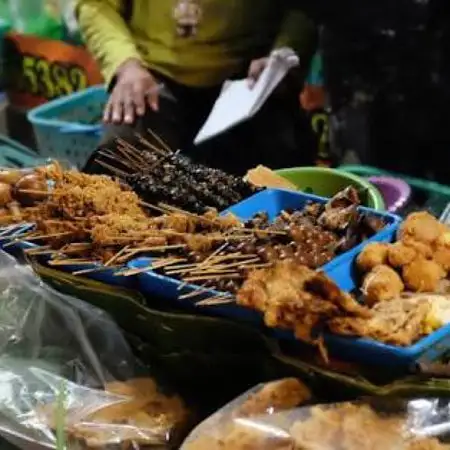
[
  {"xmin": 356, "ymin": 242, "xmax": 389, "ymax": 272},
  {"xmin": 387, "ymin": 242, "xmax": 417, "ymax": 268},
  {"xmin": 403, "ymin": 259, "xmax": 446, "ymax": 292},
  {"xmin": 398, "ymin": 211, "xmax": 444, "ymax": 245},
  {"xmin": 362, "ymin": 265, "xmax": 404, "ymax": 306}
]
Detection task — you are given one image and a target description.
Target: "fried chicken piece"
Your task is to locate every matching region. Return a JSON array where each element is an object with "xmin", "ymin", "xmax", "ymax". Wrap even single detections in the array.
[
  {"xmin": 237, "ymin": 261, "xmax": 369, "ymax": 343},
  {"xmin": 387, "ymin": 242, "xmax": 417, "ymax": 268},
  {"xmin": 399, "ymin": 211, "xmax": 445, "ymax": 245},
  {"xmin": 356, "ymin": 242, "xmax": 389, "ymax": 272},
  {"xmin": 403, "ymin": 259, "xmax": 445, "ymax": 292},
  {"xmin": 362, "ymin": 265, "xmax": 404, "ymax": 306},
  {"xmin": 235, "ymin": 379, "xmax": 311, "ymax": 418}
]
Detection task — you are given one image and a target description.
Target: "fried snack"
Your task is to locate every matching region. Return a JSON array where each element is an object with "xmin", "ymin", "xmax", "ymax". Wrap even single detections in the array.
[
  {"xmin": 245, "ymin": 165, "xmax": 298, "ymax": 190},
  {"xmin": 37, "ymin": 378, "xmax": 187, "ymax": 448},
  {"xmin": 403, "ymin": 259, "xmax": 445, "ymax": 292},
  {"xmin": 398, "ymin": 211, "xmax": 444, "ymax": 245},
  {"xmin": 235, "ymin": 378, "xmax": 311, "ymax": 419},
  {"xmin": 329, "ymin": 295, "xmax": 436, "ymax": 346},
  {"xmin": 362, "ymin": 265, "xmax": 404, "ymax": 306},
  {"xmin": 185, "ymin": 422, "xmax": 294, "ymax": 450},
  {"xmin": 237, "ymin": 260, "xmax": 370, "ymax": 343},
  {"xmin": 387, "ymin": 242, "xmax": 417, "ymax": 268},
  {"xmin": 290, "ymin": 403, "xmax": 450, "ymax": 450},
  {"xmin": 356, "ymin": 242, "xmax": 389, "ymax": 272},
  {"xmin": 403, "ymin": 238, "xmax": 433, "ymax": 259}
]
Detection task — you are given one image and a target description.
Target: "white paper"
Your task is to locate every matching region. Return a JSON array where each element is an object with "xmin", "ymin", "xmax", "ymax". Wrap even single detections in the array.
[{"xmin": 194, "ymin": 48, "xmax": 300, "ymax": 145}]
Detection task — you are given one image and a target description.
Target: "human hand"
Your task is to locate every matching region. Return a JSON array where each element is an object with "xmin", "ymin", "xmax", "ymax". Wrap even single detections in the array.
[
  {"xmin": 247, "ymin": 57, "xmax": 269, "ymax": 89},
  {"xmin": 104, "ymin": 58, "xmax": 160, "ymax": 124}
]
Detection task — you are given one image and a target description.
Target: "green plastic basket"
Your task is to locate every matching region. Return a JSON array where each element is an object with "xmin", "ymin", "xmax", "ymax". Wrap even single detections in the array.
[{"xmin": 339, "ymin": 165, "xmax": 450, "ymax": 217}]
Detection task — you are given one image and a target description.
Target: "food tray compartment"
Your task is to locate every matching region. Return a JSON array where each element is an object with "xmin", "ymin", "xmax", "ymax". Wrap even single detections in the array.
[{"xmin": 130, "ymin": 189, "xmax": 400, "ymax": 317}]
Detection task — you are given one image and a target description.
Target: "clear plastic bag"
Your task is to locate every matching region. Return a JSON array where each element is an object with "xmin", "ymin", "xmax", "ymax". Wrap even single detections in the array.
[
  {"xmin": 0, "ymin": 250, "xmax": 188, "ymax": 450},
  {"xmin": 182, "ymin": 378, "xmax": 450, "ymax": 450}
]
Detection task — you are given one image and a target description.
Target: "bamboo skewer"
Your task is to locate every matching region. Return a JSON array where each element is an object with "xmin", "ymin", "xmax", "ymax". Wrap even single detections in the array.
[
  {"xmin": 48, "ymin": 259, "xmax": 100, "ymax": 266},
  {"xmin": 72, "ymin": 265, "xmax": 121, "ymax": 276}
]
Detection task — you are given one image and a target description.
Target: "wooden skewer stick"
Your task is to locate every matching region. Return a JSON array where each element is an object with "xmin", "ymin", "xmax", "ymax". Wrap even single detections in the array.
[
  {"xmin": 23, "ymin": 232, "xmax": 73, "ymax": 242},
  {"xmin": 145, "ymin": 128, "xmax": 173, "ymax": 154},
  {"xmin": 104, "ymin": 245, "xmax": 130, "ymax": 267},
  {"xmin": 48, "ymin": 259, "xmax": 100, "ymax": 266},
  {"xmin": 183, "ymin": 273, "xmax": 242, "ymax": 283},
  {"xmin": 139, "ymin": 201, "xmax": 170, "ymax": 215},
  {"xmin": 97, "ymin": 149, "xmax": 141, "ymax": 172},
  {"xmin": 72, "ymin": 265, "xmax": 121, "ymax": 276},
  {"xmin": 16, "ymin": 189, "xmax": 51, "ymax": 196},
  {"xmin": 178, "ymin": 285, "xmax": 211, "ymax": 300},
  {"xmin": 196, "ymin": 296, "xmax": 235, "ymax": 306},
  {"xmin": 23, "ymin": 245, "xmax": 52, "ymax": 255},
  {"xmin": 116, "ymin": 138, "xmax": 152, "ymax": 167},
  {"xmin": 94, "ymin": 159, "xmax": 129, "ymax": 178},
  {"xmin": 134, "ymin": 134, "xmax": 168, "ymax": 156}
]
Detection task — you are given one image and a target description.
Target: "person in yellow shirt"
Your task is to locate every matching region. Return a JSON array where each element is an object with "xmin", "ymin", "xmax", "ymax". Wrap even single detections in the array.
[{"xmin": 77, "ymin": 0, "xmax": 317, "ymax": 175}]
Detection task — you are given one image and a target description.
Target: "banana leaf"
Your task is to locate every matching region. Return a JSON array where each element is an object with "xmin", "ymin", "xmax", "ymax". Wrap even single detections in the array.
[{"xmin": 32, "ymin": 261, "xmax": 450, "ymax": 409}]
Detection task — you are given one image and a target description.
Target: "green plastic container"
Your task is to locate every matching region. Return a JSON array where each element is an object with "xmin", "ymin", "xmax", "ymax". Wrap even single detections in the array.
[{"xmin": 275, "ymin": 167, "xmax": 386, "ymax": 210}]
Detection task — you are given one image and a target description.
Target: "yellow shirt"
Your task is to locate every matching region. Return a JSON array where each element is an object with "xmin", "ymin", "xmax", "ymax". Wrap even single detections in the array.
[{"xmin": 75, "ymin": 0, "xmax": 316, "ymax": 87}]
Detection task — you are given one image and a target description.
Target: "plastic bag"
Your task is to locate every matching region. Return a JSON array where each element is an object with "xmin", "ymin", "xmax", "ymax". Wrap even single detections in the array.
[
  {"xmin": 0, "ymin": 250, "xmax": 188, "ymax": 450},
  {"xmin": 182, "ymin": 378, "xmax": 450, "ymax": 450}
]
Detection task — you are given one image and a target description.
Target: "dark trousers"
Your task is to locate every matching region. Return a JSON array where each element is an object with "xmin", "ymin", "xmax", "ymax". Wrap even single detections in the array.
[{"xmin": 84, "ymin": 71, "xmax": 315, "ymax": 176}]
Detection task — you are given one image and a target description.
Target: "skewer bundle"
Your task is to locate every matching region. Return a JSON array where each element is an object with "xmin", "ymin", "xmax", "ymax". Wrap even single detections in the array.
[{"xmin": 91, "ymin": 130, "xmax": 260, "ymax": 213}]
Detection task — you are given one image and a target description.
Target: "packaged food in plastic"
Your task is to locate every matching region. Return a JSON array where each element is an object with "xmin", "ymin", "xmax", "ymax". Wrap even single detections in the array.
[
  {"xmin": 182, "ymin": 378, "xmax": 450, "ymax": 450},
  {"xmin": 0, "ymin": 250, "xmax": 189, "ymax": 450}
]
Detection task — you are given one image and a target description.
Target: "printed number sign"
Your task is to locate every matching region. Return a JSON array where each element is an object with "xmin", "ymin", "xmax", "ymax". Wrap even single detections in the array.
[{"xmin": 4, "ymin": 32, "xmax": 103, "ymax": 109}]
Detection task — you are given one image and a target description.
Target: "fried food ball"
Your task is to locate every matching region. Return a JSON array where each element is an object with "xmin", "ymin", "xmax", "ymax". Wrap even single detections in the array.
[
  {"xmin": 433, "ymin": 247, "xmax": 450, "ymax": 272},
  {"xmin": 399, "ymin": 211, "xmax": 444, "ymax": 245},
  {"xmin": 402, "ymin": 259, "xmax": 446, "ymax": 292},
  {"xmin": 387, "ymin": 242, "xmax": 417, "ymax": 268},
  {"xmin": 402, "ymin": 238, "xmax": 433, "ymax": 259},
  {"xmin": 362, "ymin": 265, "xmax": 404, "ymax": 306},
  {"xmin": 435, "ymin": 231, "xmax": 450, "ymax": 248},
  {"xmin": 356, "ymin": 242, "xmax": 389, "ymax": 273}
]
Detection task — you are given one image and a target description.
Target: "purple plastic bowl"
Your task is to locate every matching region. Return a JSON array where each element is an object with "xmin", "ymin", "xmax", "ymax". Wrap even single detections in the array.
[{"xmin": 368, "ymin": 176, "xmax": 412, "ymax": 213}]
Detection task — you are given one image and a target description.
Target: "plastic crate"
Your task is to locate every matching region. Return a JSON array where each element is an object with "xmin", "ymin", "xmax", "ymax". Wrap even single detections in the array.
[
  {"xmin": 27, "ymin": 86, "xmax": 106, "ymax": 168},
  {"xmin": 129, "ymin": 189, "xmax": 399, "ymax": 319},
  {"xmin": 339, "ymin": 165, "xmax": 450, "ymax": 217}
]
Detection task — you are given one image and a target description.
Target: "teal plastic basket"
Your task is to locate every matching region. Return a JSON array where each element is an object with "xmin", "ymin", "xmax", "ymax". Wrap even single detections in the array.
[{"xmin": 27, "ymin": 85, "xmax": 106, "ymax": 168}]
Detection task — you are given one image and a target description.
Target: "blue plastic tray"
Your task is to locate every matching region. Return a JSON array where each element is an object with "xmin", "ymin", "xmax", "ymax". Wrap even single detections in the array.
[{"xmin": 130, "ymin": 188, "xmax": 400, "ymax": 318}]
